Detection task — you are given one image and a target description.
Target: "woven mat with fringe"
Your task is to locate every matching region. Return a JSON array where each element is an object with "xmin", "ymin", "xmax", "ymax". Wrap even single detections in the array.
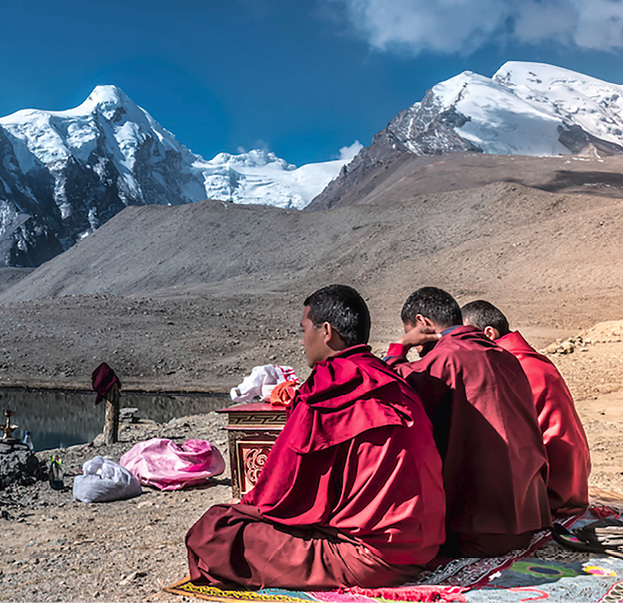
[{"xmin": 165, "ymin": 489, "xmax": 623, "ymax": 603}]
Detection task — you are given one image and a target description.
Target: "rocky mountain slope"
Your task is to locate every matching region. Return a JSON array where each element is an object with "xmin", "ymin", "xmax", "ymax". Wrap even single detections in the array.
[
  {"xmin": 308, "ymin": 152, "xmax": 623, "ymax": 210},
  {"xmin": 1, "ymin": 176, "xmax": 622, "ymax": 390},
  {"xmin": 0, "ymin": 87, "xmax": 345, "ymax": 267},
  {"xmin": 311, "ymin": 61, "xmax": 623, "ymax": 209}
]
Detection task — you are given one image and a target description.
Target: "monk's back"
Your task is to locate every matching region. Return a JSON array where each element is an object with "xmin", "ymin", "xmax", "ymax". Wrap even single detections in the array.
[
  {"xmin": 248, "ymin": 345, "xmax": 447, "ymax": 567},
  {"xmin": 394, "ymin": 326, "xmax": 551, "ymax": 546}
]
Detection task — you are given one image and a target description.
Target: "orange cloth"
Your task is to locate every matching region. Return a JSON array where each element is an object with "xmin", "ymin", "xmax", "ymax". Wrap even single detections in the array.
[{"xmin": 269, "ymin": 380, "xmax": 298, "ymax": 406}]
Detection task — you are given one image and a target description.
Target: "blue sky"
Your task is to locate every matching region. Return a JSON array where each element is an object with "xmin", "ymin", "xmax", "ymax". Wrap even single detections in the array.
[{"xmin": 2, "ymin": 0, "xmax": 623, "ymax": 165}]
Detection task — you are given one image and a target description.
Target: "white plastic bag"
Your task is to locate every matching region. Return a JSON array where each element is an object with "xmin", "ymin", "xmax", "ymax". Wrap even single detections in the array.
[
  {"xmin": 73, "ymin": 456, "xmax": 142, "ymax": 503},
  {"xmin": 230, "ymin": 364, "xmax": 299, "ymax": 402}
]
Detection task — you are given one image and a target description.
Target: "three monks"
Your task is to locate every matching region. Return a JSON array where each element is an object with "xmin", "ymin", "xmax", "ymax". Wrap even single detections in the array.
[{"xmin": 186, "ymin": 284, "xmax": 590, "ymax": 588}]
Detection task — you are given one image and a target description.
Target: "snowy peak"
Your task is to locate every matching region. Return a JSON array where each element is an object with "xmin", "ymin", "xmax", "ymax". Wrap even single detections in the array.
[
  {"xmin": 375, "ymin": 60, "xmax": 623, "ymax": 158},
  {"xmin": 70, "ymin": 85, "xmax": 147, "ymax": 124},
  {"xmin": 311, "ymin": 61, "xmax": 623, "ymax": 210},
  {"xmin": 83, "ymin": 84, "xmax": 130, "ymax": 108},
  {"xmin": 0, "ymin": 87, "xmax": 348, "ymax": 266},
  {"xmin": 492, "ymin": 62, "xmax": 623, "ymax": 148},
  {"xmin": 493, "ymin": 61, "xmax": 620, "ymax": 94},
  {"xmin": 3, "ymin": 85, "xmax": 137, "ymax": 124}
]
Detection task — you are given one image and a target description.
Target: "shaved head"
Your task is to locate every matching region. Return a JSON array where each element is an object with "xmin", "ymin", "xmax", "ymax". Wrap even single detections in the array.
[{"xmin": 461, "ymin": 300, "xmax": 510, "ymax": 339}]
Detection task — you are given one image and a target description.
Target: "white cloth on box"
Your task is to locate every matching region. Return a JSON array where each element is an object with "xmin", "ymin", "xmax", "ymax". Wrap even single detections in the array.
[
  {"xmin": 73, "ymin": 456, "xmax": 142, "ymax": 503},
  {"xmin": 230, "ymin": 364, "xmax": 299, "ymax": 402}
]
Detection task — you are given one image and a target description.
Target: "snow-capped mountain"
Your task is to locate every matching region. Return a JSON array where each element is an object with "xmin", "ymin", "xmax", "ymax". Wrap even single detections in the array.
[
  {"xmin": 0, "ymin": 86, "xmax": 344, "ymax": 266},
  {"xmin": 392, "ymin": 61, "xmax": 623, "ymax": 156},
  {"xmin": 313, "ymin": 61, "xmax": 623, "ymax": 209}
]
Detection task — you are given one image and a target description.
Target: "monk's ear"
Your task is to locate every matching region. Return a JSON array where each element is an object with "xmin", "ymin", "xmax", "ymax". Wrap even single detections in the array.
[
  {"xmin": 483, "ymin": 326, "xmax": 499, "ymax": 341},
  {"xmin": 321, "ymin": 322, "xmax": 333, "ymax": 343},
  {"xmin": 323, "ymin": 322, "xmax": 346, "ymax": 348},
  {"xmin": 415, "ymin": 314, "xmax": 432, "ymax": 327}
]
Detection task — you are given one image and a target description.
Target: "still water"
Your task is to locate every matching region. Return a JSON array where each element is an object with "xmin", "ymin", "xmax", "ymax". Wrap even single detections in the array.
[{"xmin": 0, "ymin": 388, "xmax": 230, "ymax": 452}]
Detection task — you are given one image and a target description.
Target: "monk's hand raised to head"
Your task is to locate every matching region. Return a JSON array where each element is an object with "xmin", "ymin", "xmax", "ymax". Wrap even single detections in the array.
[{"xmin": 395, "ymin": 324, "xmax": 441, "ymax": 349}]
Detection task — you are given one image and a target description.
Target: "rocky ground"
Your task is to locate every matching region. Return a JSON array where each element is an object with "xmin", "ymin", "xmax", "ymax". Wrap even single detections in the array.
[
  {"xmin": 1, "ymin": 321, "xmax": 623, "ymax": 603},
  {"xmin": 541, "ymin": 321, "xmax": 623, "ymax": 494},
  {"xmin": 0, "ymin": 290, "xmax": 308, "ymax": 392},
  {"xmin": 1, "ymin": 413, "xmax": 230, "ymax": 603}
]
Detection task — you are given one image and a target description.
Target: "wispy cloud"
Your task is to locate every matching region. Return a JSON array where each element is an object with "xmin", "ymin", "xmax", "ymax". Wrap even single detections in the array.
[
  {"xmin": 333, "ymin": 0, "xmax": 623, "ymax": 54},
  {"xmin": 337, "ymin": 140, "xmax": 364, "ymax": 161}
]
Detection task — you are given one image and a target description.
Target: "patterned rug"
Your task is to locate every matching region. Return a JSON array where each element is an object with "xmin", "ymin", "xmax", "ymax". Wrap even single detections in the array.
[
  {"xmin": 165, "ymin": 490, "xmax": 623, "ymax": 603},
  {"xmin": 163, "ymin": 580, "xmax": 467, "ymax": 603}
]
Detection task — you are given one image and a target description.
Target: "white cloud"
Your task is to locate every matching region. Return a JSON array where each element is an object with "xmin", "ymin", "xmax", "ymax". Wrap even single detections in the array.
[
  {"xmin": 335, "ymin": 0, "xmax": 623, "ymax": 54},
  {"xmin": 339, "ymin": 0, "xmax": 506, "ymax": 54},
  {"xmin": 574, "ymin": 0, "xmax": 623, "ymax": 50},
  {"xmin": 512, "ymin": 1, "xmax": 577, "ymax": 45},
  {"xmin": 337, "ymin": 140, "xmax": 364, "ymax": 161}
]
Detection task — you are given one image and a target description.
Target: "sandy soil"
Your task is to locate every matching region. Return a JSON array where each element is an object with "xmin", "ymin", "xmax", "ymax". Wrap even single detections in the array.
[{"xmin": 2, "ymin": 413, "xmax": 230, "ymax": 603}]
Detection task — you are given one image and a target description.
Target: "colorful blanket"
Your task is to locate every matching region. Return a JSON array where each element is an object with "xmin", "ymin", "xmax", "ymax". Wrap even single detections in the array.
[{"xmin": 166, "ymin": 491, "xmax": 623, "ymax": 603}]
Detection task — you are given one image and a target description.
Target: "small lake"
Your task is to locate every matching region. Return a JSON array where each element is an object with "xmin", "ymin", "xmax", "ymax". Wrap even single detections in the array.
[{"xmin": 0, "ymin": 388, "xmax": 230, "ymax": 452}]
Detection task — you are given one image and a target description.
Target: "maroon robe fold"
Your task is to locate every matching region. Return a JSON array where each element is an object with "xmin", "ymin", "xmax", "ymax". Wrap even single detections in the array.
[
  {"xmin": 496, "ymin": 330, "xmax": 590, "ymax": 516},
  {"xmin": 186, "ymin": 344, "xmax": 446, "ymax": 588},
  {"xmin": 386, "ymin": 326, "xmax": 551, "ymax": 557}
]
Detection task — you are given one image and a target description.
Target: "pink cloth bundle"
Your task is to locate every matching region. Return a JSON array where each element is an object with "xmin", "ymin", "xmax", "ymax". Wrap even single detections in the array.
[{"xmin": 120, "ymin": 438, "xmax": 225, "ymax": 491}]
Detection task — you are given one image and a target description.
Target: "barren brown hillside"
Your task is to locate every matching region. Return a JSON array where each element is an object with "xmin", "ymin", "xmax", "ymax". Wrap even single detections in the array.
[
  {"xmin": 0, "ymin": 173, "xmax": 622, "ymax": 390},
  {"xmin": 309, "ymin": 151, "xmax": 623, "ymax": 210}
]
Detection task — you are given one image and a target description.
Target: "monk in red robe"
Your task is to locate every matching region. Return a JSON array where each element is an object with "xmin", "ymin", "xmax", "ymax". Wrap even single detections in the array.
[
  {"xmin": 186, "ymin": 285, "xmax": 446, "ymax": 589},
  {"xmin": 385, "ymin": 287, "xmax": 551, "ymax": 557},
  {"xmin": 461, "ymin": 300, "xmax": 591, "ymax": 516}
]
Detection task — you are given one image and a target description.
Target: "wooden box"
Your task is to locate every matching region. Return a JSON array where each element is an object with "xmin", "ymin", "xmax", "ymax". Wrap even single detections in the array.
[{"xmin": 217, "ymin": 402, "xmax": 286, "ymax": 498}]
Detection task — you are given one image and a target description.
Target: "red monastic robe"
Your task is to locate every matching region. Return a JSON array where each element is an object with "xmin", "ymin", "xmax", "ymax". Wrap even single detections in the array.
[
  {"xmin": 186, "ymin": 345, "xmax": 446, "ymax": 588},
  {"xmin": 496, "ymin": 331, "xmax": 590, "ymax": 516},
  {"xmin": 386, "ymin": 326, "xmax": 551, "ymax": 556}
]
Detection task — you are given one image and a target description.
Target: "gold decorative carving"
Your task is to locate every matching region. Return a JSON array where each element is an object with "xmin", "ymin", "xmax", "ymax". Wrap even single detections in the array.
[{"xmin": 228, "ymin": 412, "xmax": 286, "ymax": 427}]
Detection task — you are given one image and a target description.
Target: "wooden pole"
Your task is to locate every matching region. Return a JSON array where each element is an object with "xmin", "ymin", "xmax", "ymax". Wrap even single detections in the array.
[{"xmin": 103, "ymin": 382, "xmax": 120, "ymax": 445}]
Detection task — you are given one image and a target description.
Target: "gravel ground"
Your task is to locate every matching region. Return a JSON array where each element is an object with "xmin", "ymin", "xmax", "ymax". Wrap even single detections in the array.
[
  {"xmin": 2, "ymin": 413, "xmax": 229, "ymax": 603},
  {"xmin": 3, "ymin": 325, "xmax": 623, "ymax": 602}
]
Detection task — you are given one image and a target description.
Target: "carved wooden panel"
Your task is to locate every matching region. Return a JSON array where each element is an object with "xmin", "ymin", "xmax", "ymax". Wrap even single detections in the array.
[
  {"xmin": 219, "ymin": 403, "xmax": 286, "ymax": 498},
  {"xmin": 227, "ymin": 429, "xmax": 282, "ymax": 498}
]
